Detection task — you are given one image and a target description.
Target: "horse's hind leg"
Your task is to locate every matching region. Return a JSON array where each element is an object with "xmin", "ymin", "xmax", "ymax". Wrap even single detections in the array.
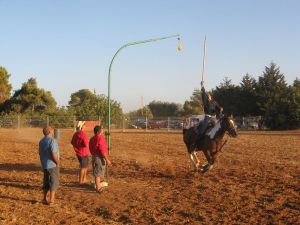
[
  {"xmin": 203, "ymin": 150, "xmax": 213, "ymax": 165},
  {"xmin": 189, "ymin": 151, "xmax": 200, "ymax": 171},
  {"xmin": 193, "ymin": 151, "xmax": 200, "ymax": 168}
]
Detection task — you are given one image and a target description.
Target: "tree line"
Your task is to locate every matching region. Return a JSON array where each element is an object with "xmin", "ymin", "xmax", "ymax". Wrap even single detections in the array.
[{"xmin": 0, "ymin": 62, "xmax": 299, "ymax": 130}]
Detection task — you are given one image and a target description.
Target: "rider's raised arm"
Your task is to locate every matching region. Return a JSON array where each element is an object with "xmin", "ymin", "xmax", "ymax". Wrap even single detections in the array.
[
  {"xmin": 213, "ymin": 100, "xmax": 223, "ymax": 118},
  {"xmin": 201, "ymin": 86, "xmax": 209, "ymax": 106}
]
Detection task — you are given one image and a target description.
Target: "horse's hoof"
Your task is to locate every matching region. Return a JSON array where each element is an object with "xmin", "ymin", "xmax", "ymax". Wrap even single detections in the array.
[
  {"xmin": 200, "ymin": 168, "xmax": 208, "ymax": 173},
  {"xmin": 200, "ymin": 164, "xmax": 213, "ymax": 173}
]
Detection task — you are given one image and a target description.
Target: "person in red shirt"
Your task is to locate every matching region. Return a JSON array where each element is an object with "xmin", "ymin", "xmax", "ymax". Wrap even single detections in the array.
[
  {"xmin": 71, "ymin": 121, "xmax": 90, "ymax": 184},
  {"xmin": 89, "ymin": 125, "xmax": 111, "ymax": 192}
]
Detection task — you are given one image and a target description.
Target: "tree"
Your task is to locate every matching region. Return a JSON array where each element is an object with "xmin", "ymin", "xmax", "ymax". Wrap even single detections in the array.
[
  {"xmin": 68, "ymin": 90, "xmax": 123, "ymax": 124},
  {"xmin": 69, "ymin": 89, "xmax": 95, "ymax": 106},
  {"xmin": 2, "ymin": 78, "xmax": 56, "ymax": 113},
  {"xmin": 183, "ymin": 89, "xmax": 203, "ymax": 116},
  {"xmin": 256, "ymin": 62, "xmax": 289, "ymax": 129},
  {"xmin": 238, "ymin": 73, "xmax": 259, "ymax": 116},
  {"xmin": 284, "ymin": 78, "xmax": 300, "ymax": 129},
  {"xmin": 212, "ymin": 77, "xmax": 239, "ymax": 116},
  {"xmin": 127, "ymin": 106, "xmax": 153, "ymax": 119},
  {"xmin": 0, "ymin": 67, "xmax": 12, "ymax": 104},
  {"xmin": 148, "ymin": 101, "xmax": 182, "ymax": 117}
]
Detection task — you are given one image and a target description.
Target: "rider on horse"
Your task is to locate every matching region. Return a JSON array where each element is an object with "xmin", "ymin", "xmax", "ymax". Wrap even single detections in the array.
[{"xmin": 196, "ymin": 81, "xmax": 223, "ymax": 146}]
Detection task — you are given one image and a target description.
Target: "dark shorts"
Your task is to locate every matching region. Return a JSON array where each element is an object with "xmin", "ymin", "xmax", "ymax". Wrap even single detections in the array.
[
  {"xmin": 92, "ymin": 156, "xmax": 106, "ymax": 178},
  {"xmin": 43, "ymin": 167, "xmax": 60, "ymax": 192},
  {"xmin": 77, "ymin": 155, "xmax": 89, "ymax": 168}
]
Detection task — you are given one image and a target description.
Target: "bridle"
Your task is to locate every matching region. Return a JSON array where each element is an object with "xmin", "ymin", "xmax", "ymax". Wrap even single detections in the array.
[{"xmin": 221, "ymin": 117, "xmax": 237, "ymax": 137}]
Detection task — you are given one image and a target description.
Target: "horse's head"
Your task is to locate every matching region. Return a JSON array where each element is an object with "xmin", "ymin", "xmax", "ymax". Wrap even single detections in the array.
[{"xmin": 220, "ymin": 116, "xmax": 237, "ymax": 137}]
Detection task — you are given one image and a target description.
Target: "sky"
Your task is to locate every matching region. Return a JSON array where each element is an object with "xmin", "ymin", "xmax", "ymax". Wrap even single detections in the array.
[{"xmin": 1, "ymin": 0, "xmax": 299, "ymax": 112}]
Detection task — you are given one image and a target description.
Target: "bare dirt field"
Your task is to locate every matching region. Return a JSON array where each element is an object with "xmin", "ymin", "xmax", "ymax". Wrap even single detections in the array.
[{"xmin": 0, "ymin": 128, "xmax": 299, "ymax": 224}]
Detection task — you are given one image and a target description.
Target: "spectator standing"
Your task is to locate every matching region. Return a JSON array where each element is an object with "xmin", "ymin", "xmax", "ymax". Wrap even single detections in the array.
[
  {"xmin": 71, "ymin": 121, "xmax": 90, "ymax": 184},
  {"xmin": 39, "ymin": 126, "xmax": 60, "ymax": 206},
  {"xmin": 89, "ymin": 125, "xmax": 111, "ymax": 192}
]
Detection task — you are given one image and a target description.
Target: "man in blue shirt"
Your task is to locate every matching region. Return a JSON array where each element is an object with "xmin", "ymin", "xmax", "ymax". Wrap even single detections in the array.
[{"xmin": 39, "ymin": 126, "xmax": 60, "ymax": 206}]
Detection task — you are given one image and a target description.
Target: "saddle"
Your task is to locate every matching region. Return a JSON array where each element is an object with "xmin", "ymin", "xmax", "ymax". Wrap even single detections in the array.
[
  {"xmin": 194, "ymin": 121, "xmax": 214, "ymax": 148},
  {"xmin": 194, "ymin": 121, "xmax": 214, "ymax": 136}
]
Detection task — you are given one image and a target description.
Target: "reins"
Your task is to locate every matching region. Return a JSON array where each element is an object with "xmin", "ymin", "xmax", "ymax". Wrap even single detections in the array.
[{"xmin": 217, "ymin": 139, "xmax": 228, "ymax": 153}]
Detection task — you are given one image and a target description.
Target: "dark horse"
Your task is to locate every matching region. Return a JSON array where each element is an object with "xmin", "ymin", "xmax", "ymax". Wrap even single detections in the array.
[{"xmin": 183, "ymin": 116, "xmax": 237, "ymax": 172}]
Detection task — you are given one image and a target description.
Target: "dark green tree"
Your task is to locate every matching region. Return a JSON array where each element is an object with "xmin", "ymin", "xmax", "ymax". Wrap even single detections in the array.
[
  {"xmin": 284, "ymin": 78, "xmax": 300, "ymax": 129},
  {"xmin": 2, "ymin": 78, "xmax": 56, "ymax": 113},
  {"xmin": 256, "ymin": 62, "xmax": 289, "ymax": 129},
  {"xmin": 212, "ymin": 77, "xmax": 239, "ymax": 116},
  {"xmin": 148, "ymin": 101, "xmax": 182, "ymax": 117},
  {"xmin": 0, "ymin": 67, "xmax": 12, "ymax": 104},
  {"xmin": 238, "ymin": 73, "xmax": 259, "ymax": 116}
]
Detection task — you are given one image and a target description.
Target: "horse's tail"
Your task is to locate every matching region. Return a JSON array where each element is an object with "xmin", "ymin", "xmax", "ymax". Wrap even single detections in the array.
[{"xmin": 183, "ymin": 128, "xmax": 188, "ymax": 134}]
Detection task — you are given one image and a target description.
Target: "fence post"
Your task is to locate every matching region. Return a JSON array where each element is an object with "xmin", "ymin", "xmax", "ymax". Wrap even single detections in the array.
[
  {"xmin": 73, "ymin": 116, "xmax": 76, "ymax": 132},
  {"xmin": 122, "ymin": 117, "xmax": 125, "ymax": 132},
  {"xmin": 17, "ymin": 115, "xmax": 21, "ymax": 129},
  {"xmin": 46, "ymin": 116, "xmax": 49, "ymax": 126},
  {"xmin": 167, "ymin": 117, "xmax": 170, "ymax": 132},
  {"xmin": 145, "ymin": 116, "xmax": 148, "ymax": 131}
]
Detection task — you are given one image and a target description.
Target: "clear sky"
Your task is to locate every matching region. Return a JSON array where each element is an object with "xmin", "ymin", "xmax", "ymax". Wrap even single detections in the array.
[{"xmin": 1, "ymin": 0, "xmax": 299, "ymax": 112}]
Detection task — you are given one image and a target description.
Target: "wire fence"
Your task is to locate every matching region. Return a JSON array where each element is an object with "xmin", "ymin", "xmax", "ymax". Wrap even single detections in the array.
[
  {"xmin": 0, "ymin": 115, "xmax": 189, "ymax": 131},
  {"xmin": 0, "ymin": 115, "xmax": 264, "ymax": 131}
]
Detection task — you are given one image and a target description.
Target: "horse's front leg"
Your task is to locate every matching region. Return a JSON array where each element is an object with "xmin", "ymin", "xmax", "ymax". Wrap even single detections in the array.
[
  {"xmin": 211, "ymin": 142, "xmax": 220, "ymax": 163},
  {"xmin": 201, "ymin": 148, "xmax": 215, "ymax": 173},
  {"xmin": 200, "ymin": 151, "xmax": 214, "ymax": 173},
  {"xmin": 209, "ymin": 141, "xmax": 218, "ymax": 165},
  {"xmin": 203, "ymin": 150, "xmax": 213, "ymax": 165}
]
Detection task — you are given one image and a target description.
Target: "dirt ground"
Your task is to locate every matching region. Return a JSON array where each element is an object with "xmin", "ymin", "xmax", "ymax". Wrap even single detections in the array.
[{"xmin": 0, "ymin": 128, "xmax": 299, "ymax": 225}]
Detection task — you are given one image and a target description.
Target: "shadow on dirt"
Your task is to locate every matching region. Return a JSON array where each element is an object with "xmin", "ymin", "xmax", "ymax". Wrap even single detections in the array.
[
  {"xmin": 62, "ymin": 182, "xmax": 96, "ymax": 192},
  {"xmin": 0, "ymin": 163, "xmax": 41, "ymax": 172},
  {"xmin": 0, "ymin": 194, "xmax": 39, "ymax": 204},
  {"xmin": 0, "ymin": 178, "xmax": 40, "ymax": 190},
  {"xmin": 0, "ymin": 163, "xmax": 78, "ymax": 175}
]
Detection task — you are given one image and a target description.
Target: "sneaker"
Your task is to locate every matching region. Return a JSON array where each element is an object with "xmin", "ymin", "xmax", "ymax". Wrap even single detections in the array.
[{"xmin": 100, "ymin": 182, "xmax": 108, "ymax": 187}]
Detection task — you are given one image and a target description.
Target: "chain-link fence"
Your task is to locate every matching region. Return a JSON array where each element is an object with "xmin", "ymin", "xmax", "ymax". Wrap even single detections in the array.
[
  {"xmin": 0, "ymin": 115, "xmax": 189, "ymax": 131},
  {"xmin": 0, "ymin": 115, "xmax": 101, "ymax": 129},
  {"xmin": 1, "ymin": 115, "xmax": 262, "ymax": 131},
  {"xmin": 119, "ymin": 116, "xmax": 188, "ymax": 132}
]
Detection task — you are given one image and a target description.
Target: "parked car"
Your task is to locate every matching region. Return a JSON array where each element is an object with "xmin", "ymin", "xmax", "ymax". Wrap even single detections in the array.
[
  {"xmin": 148, "ymin": 121, "xmax": 160, "ymax": 129},
  {"xmin": 127, "ymin": 124, "xmax": 138, "ymax": 129},
  {"xmin": 169, "ymin": 121, "xmax": 183, "ymax": 129}
]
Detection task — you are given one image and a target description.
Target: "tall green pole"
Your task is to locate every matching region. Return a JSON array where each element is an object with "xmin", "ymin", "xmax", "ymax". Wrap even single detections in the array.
[{"xmin": 107, "ymin": 34, "xmax": 181, "ymax": 152}]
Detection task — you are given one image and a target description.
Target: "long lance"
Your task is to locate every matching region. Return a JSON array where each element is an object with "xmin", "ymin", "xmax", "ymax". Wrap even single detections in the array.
[{"xmin": 201, "ymin": 35, "xmax": 207, "ymax": 83}]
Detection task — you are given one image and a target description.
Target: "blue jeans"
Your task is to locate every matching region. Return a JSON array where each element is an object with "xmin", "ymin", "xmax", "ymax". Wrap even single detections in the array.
[{"xmin": 198, "ymin": 115, "xmax": 210, "ymax": 136}]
